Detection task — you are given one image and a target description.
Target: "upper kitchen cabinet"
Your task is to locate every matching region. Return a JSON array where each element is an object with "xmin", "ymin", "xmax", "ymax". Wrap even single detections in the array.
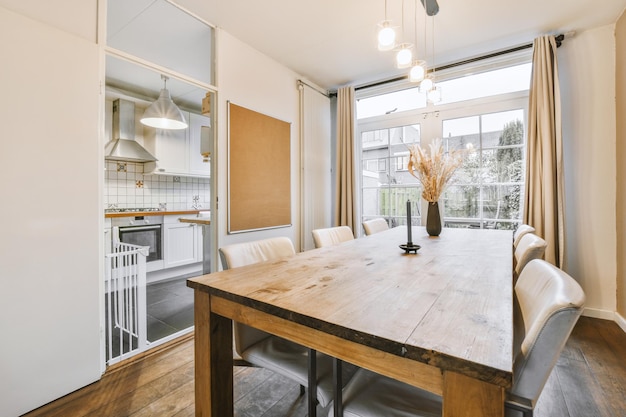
[{"xmin": 106, "ymin": 0, "xmax": 215, "ymax": 86}]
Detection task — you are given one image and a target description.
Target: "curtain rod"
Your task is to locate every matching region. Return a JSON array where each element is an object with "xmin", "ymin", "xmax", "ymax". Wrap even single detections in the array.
[
  {"xmin": 298, "ymin": 79, "xmax": 330, "ymax": 97},
  {"xmin": 331, "ymin": 34, "xmax": 565, "ymax": 95}
]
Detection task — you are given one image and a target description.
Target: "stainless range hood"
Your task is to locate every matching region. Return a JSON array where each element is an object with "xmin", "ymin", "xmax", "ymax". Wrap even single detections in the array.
[{"xmin": 105, "ymin": 99, "xmax": 157, "ymax": 163}]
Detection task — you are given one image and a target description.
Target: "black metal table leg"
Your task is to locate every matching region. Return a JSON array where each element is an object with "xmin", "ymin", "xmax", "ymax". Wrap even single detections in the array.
[
  {"xmin": 308, "ymin": 348, "xmax": 317, "ymax": 417},
  {"xmin": 333, "ymin": 358, "xmax": 343, "ymax": 417}
]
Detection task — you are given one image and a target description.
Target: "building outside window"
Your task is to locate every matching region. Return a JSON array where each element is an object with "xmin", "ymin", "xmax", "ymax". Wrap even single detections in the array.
[
  {"xmin": 361, "ymin": 124, "xmax": 422, "ymax": 228},
  {"xmin": 356, "ymin": 62, "xmax": 531, "ymax": 233}
]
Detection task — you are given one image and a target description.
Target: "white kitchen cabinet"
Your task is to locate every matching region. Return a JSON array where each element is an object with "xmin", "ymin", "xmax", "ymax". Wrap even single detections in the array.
[
  {"xmin": 144, "ymin": 112, "xmax": 211, "ymax": 177},
  {"xmin": 163, "ymin": 220, "xmax": 198, "ymax": 268},
  {"xmin": 188, "ymin": 114, "xmax": 212, "ymax": 176},
  {"xmin": 163, "ymin": 215, "xmax": 203, "ymax": 268}
]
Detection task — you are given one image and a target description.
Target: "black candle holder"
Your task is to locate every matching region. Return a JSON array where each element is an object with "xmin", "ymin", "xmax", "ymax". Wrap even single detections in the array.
[{"xmin": 399, "ymin": 242, "xmax": 421, "ymax": 254}]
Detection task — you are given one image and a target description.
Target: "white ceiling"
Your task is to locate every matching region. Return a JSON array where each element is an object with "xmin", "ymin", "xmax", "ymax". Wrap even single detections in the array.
[
  {"xmin": 175, "ymin": 0, "xmax": 626, "ymax": 91},
  {"xmin": 106, "ymin": 0, "xmax": 626, "ymax": 103}
]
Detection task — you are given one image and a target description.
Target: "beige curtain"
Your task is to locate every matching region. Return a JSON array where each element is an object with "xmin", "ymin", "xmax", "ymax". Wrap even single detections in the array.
[
  {"xmin": 335, "ymin": 86, "xmax": 358, "ymax": 232},
  {"xmin": 524, "ymin": 35, "xmax": 564, "ymax": 267}
]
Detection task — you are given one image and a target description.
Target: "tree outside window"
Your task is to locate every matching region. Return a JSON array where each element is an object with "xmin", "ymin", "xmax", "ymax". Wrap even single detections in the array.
[{"xmin": 443, "ymin": 112, "xmax": 525, "ymax": 229}]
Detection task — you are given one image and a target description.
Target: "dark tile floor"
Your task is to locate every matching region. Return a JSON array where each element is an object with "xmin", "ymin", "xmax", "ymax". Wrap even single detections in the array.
[{"xmin": 146, "ymin": 277, "xmax": 194, "ymax": 342}]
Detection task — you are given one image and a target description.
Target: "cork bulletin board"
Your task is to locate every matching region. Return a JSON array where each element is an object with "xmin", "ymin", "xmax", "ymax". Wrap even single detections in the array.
[{"xmin": 227, "ymin": 102, "xmax": 291, "ymax": 233}]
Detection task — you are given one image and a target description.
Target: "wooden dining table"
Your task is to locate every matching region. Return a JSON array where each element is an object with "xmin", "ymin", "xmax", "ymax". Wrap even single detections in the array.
[{"xmin": 187, "ymin": 226, "xmax": 514, "ymax": 417}]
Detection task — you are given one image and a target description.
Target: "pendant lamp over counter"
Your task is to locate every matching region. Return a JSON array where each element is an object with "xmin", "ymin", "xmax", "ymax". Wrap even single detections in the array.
[{"xmin": 140, "ymin": 75, "xmax": 188, "ymax": 130}]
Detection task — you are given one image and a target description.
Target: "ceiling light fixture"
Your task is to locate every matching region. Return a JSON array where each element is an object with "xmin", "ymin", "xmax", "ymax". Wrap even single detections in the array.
[
  {"xmin": 427, "ymin": 85, "xmax": 442, "ymax": 103},
  {"xmin": 375, "ymin": 0, "xmax": 442, "ymax": 99},
  {"xmin": 377, "ymin": 0, "xmax": 396, "ymax": 51},
  {"xmin": 396, "ymin": 43, "xmax": 414, "ymax": 68},
  {"xmin": 394, "ymin": 0, "xmax": 413, "ymax": 69},
  {"xmin": 425, "ymin": 14, "xmax": 442, "ymax": 103},
  {"xmin": 409, "ymin": 61, "xmax": 426, "ymax": 82},
  {"xmin": 140, "ymin": 75, "xmax": 188, "ymax": 130},
  {"xmin": 378, "ymin": 22, "xmax": 396, "ymax": 51},
  {"xmin": 408, "ymin": 0, "xmax": 426, "ymax": 82},
  {"xmin": 419, "ymin": 76, "xmax": 433, "ymax": 93}
]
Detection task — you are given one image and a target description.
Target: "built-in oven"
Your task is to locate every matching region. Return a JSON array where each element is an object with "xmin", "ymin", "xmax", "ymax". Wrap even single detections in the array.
[{"xmin": 111, "ymin": 215, "xmax": 164, "ymax": 270}]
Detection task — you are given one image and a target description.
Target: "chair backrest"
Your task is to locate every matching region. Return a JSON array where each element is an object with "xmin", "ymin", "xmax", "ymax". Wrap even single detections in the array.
[
  {"xmin": 509, "ymin": 259, "xmax": 585, "ymax": 410},
  {"xmin": 513, "ymin": 224, "xmax": 536, "ymax": 248},
  {"xmin": 219, "ymin": 236, "xmax": 295, "ymax": 270},
  {"xmin": 514, "ymin": 233, "xmax": 547, "ymax": 276},
  {"xmin": 218, "ymin": 237, "xmax": 296, "ymax": 354},
  {"xmin": 362, "ymin": 218, "xmax": 389, "ymax": 236},
  {"xmin": 312, "ymin": 226, "xmax": 354, "ymax": 248}
]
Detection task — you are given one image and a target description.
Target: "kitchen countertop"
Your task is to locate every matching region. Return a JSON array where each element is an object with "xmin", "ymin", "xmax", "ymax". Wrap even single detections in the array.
[
  {"xmin": 178, "ymin": 217, "xmax": 211, "ymax": 225},
  {"xmin": 105, "ymin": 210, "xmax": 202, "ymax": 218}
]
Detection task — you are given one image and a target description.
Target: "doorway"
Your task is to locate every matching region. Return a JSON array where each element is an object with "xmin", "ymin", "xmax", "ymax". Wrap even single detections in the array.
[{"xmin": 102, "ymin": 0, "xmax": 217, "ymax": 366}]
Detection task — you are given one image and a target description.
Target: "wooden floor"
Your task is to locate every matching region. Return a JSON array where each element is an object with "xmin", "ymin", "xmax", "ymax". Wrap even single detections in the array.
[{"xmin": 22, "ymin": 317, "xmax": 626, "ymax": 417}]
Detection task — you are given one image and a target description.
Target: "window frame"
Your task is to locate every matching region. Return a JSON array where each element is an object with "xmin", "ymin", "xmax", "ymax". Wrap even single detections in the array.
[{"xmin": 356, "ymin": 87, "xmax": 529, "ymax": 235}]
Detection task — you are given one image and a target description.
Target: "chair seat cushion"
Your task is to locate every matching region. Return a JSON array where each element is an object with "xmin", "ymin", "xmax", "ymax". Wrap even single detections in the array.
[
  {"xmin": 242, "ymin": 335, "xmax": 336, "ymax": 407},
  {"xmin": 330, "ymin": 368, "xmax": 442, "ymax": 417}
]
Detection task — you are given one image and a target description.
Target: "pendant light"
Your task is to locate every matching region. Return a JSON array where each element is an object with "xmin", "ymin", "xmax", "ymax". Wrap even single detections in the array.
[
  {"xmin": 140, "ymin": 75, "xmax": 188, "ymax": 130},
  {"xmin": 427, "ymin": 85, "xmax": 442, "ymax": 103},
  {"xmin": 378, "ymin": 22, "xmax": 396, "ymax": 51},
  {"xmin": 395, "ymin": 0, "xmax": 413, "ymax": 69},
  {"xmin": 425, "ymin": 14, "xmax": 442, "ymax": 103},
  {"xmin": 409, "ymin": 61, "xmax": 426, "ymax": 82},
  {"xmin": 409, "ymin": 0, "xmax": 426, "ymax": 82},
  {"xmin": 396, "ymin": 43, "xmax": 413, "ymax": 68},
  {"xmin": 419, "ymin": 76, "xmax": 433, "ymax": 93},
  {"xmin": 377, "ymin": 0, "xmax": 396, "ymax": 51}
]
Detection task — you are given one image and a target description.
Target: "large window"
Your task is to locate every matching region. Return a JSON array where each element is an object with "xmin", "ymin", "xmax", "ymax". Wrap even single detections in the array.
[
  {"xmin": 357, "ymin": 62, "xmax": 531, "ymax": 233},
  {"xmin": 442, "ymin": 110, "xmax": 525, "ymax": 230},
  {"xmin": 361, "ymin": 124, "xmax": 422, "ymax": 227}
]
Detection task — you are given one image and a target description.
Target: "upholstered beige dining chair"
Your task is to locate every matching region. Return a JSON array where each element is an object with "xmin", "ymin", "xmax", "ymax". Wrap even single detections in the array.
[
  {"xmin": 514, "ymin": 233, "xmax": 547, "ymax": 278},
  {"xmin": 362, "ymin": 218, "xmax": 389, "ymax": 236},
  {"xmin": 312, "ymin": 226, "xmax": 355, "ymax": 248},
  {"xmin": 219, "ymin": 237, "xmax": 335, "ymax": 415},
  {"xmin": 513, "ymin": 224, "xmax": 536, "ymax": 248},
  {"xmin": 329, "ymin": 259, "xmax": 585, "ymax": 417}
]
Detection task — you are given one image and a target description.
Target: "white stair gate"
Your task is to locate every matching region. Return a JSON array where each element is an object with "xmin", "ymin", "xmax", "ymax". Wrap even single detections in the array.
[{"xmin": 104, "ymin": 242, "xmax": 149, "ymax": 365}]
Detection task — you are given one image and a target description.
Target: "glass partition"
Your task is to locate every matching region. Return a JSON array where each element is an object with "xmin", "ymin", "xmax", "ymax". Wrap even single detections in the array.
[{"xmin": 107, "ymin": 0, "xmax": 215, "ymax": 86}]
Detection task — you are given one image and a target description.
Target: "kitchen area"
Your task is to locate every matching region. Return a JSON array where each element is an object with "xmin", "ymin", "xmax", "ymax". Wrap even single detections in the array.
[{"xmin": 102, "ymin": 0, "xmax": 216, "ymax": 364}]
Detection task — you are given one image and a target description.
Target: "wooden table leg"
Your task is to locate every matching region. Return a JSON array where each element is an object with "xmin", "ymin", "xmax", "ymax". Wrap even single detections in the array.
[
  {"xmin": 194, "ymin": 291, "xmax": 233, "ymax": 417},
  {"xmin": 443, "ymin": 371, "xmax": 504, "ymax": 417}
]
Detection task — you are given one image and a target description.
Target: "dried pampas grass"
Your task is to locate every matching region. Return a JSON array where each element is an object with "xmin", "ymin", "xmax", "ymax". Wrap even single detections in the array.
[{"xmin": 408, "ymin": 139, "xmax": 465, "ymax": 203}]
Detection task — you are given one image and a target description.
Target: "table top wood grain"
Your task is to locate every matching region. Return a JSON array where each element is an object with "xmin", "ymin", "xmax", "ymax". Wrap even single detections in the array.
[{"xmin": 188, "ymin": 226, "xmax": 514, "ymax": 387}]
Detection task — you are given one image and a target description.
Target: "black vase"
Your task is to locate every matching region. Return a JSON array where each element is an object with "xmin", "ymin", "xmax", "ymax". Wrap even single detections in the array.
[{"xmin": 426, "ymin": 201, "xmax": 442, "ymax": 236}]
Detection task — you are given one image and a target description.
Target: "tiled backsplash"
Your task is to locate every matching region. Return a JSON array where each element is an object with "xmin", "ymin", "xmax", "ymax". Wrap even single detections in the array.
[{"xmin": 104, "ymin": 161, "xmax": 210, "ymax": 211}]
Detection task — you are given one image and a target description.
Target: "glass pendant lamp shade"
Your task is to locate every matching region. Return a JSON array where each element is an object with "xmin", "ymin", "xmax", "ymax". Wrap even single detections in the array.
[
  {"xmin": 427, "ymin": 85, "xmax": 442, "ymax": 103},
  {"xmin": 140, "ymin": 76, "xmax": 188, "ymax": 130},
  {"xmin": 409, "ymin": 61, "xmax": 426, "ymax": 82},
  {"xmin": 420, "ymin": 77, "xmax": 433, "ymax": 93},
  {"xmin": 396, "ymin": 44, "xmax": 413, "ymax": 69},
  {"xmin": 377, "ymin": 21, "xmax": 396, "ymax": 51}
]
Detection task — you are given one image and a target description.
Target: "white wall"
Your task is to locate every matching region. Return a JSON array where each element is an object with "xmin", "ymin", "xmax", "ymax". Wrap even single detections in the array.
[
  {"xmin": 0, "ymin": 0, "xmax": 96, "ymax": 41},
  {"xmin": 300, "ymin": 84, "xmax": 332, "ymax": 251},
  {"xmin": 560, "ymin": 25, "xmax": 618, "ymax": 318},
  {"xmin": 215, "ymin": 30, "xmax": 303, "ymax": 254},
  {"xmin": 0, "ymin": 4, "xmax": 101, "ymax": 416}
]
